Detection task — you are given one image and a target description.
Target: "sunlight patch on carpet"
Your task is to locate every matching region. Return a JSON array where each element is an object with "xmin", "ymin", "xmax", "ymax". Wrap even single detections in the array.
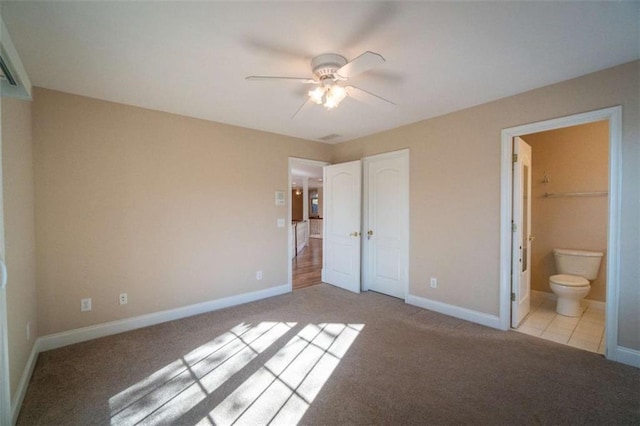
[
  {"xmin": 108, "ymin": 321, "xmax": 362, "ymax": 425},
  {"xmin": 199, "ymin": 323, "xmax": 364, "ymax": 425},
  {"xmin": 109, "ymin": 321, "xmax": 295, "ymax": 425}
]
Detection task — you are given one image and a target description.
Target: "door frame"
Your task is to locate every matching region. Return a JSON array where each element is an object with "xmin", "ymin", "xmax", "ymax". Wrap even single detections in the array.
[
  {"xmin": 499, "ymin": 106, "xmax": 622, "ymax": 361},
  {"xmin": 0, "ymin": 85, "xmax": 12, "ymax": 426},
  {"xmin": 362, "ymin": 149, "xmax": 410, "ymax": 300},
  {"xmin": 287, "ymin": 157, "xmax": 330, "ymax": 291}
]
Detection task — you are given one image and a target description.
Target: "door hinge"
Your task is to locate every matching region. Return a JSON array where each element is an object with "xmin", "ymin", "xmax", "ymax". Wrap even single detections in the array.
[
  {"xmin": 513, "ymin": 153, "xmax": 518, "ymax": 163},
  {"xmin": 511, "ymin": 222, "xmax": 517, "ymax": 232},
  {"xmin": 511, "ymin": 292, "xmax": 516, "ymax": 302}
]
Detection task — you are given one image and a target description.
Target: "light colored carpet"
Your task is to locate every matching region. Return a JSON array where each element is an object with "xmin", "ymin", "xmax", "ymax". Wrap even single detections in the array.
[{"xmin": 18, "ymin": 284, "xmax": 640, "ymax": 425}]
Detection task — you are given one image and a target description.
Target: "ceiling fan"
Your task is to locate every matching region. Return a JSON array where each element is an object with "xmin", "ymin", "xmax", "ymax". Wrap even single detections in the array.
[{"xmin": 246, "ymin": 51, "xmax": 395, "ymax": 118}]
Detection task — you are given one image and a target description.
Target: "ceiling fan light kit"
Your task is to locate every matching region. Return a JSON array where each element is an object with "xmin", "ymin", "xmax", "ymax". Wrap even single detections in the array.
[
  {"xmin": 246, "ymin": 51, "xmax": 394, "ymax": 116},
  {"xmin": 309, "ymin": 82, "xmax": 348, "ymax": 110}
]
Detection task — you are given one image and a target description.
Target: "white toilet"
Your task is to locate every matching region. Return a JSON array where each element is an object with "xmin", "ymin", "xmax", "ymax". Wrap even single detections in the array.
[{"xmin": 549, "ymin": 248, "xmax": 603, "ymax": 317}]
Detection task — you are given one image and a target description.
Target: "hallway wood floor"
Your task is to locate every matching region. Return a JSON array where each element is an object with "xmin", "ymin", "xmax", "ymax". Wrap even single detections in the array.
[{"xmin": 293, "ymin": 237, "xmax": 322, "ymax": 290}]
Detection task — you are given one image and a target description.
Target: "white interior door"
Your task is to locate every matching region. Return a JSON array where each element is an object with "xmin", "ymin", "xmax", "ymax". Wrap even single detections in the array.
[
  {"xmin": 363, "ymin": 150, "xmax": 409, "ymax": 299},
  {"xmin": 322, "ymin": 160, "xmax": 361, "ymax": 293},
  {"xmin": 512, "ymin": 136, "xmax": 532, "ymax": 327}
]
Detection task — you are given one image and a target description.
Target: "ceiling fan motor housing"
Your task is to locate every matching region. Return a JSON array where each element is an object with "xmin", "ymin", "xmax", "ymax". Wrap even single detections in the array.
[{"xmin": 311, "ymin": 53, "xmax": 347, "ymax": 80}]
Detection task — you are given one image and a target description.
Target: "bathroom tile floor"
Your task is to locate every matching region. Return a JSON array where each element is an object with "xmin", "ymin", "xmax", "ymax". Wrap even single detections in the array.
[{"xmin": 515, "ymin": 293, "xmax": 605, "ymax": 354}]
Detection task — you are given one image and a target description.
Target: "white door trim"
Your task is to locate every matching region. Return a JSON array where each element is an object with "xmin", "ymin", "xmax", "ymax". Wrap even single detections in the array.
[
  {"xmin": 0, "ymin": 86, "xmax": 12, "ymax": 426},
  {"xmin": 0, "ymin": 272, "xmax": 9, "ymax": 426},
  {"xmin": 362, "ymin": 149, "xmax": 410, "ymax": 300},
  {"xmin": 288, "ymin": 157, "xmax": 330, "ymax": 291},
  {"xmin": 499, "ymin": 106, "xmax": 622, "ymax": 362}
]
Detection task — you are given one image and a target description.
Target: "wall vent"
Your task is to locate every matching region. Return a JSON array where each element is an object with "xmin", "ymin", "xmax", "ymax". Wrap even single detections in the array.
[
  {"xmin": 0, "ymin": 16, "xmax": 32, "ymax": 99},
  {"xmin": 0, "ymin": 55, "xmax": 17, "ymax": 86},
  {"xmin": 317, "ymin": 133, "xmax": 341, "ymax": 142}
]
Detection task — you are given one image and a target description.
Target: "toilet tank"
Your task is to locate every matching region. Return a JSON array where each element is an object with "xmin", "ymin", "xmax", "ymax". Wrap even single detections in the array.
[{"xmin": 553, "ymin": 248, "xmax": 604, "ymax": 280}]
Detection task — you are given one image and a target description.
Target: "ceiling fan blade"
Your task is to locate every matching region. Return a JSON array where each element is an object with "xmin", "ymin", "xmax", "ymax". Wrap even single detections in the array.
[
  {"xmin": 246, "ymin": 76, "xmax": 317, "ymax": 84},
  {"xmin": 336, "ymin": 51, "xmax": 385, "ymax": 79},
  {"xmin": 242, "ymin": 36, "xmax": 310, "ymax": 61},
  {"xmin": 341, "ymin": 3, "xmax": 399, "ymax": 51},
  {"xmin": 291, "ymin": 97, "xmax": 311, "ymax": 119},
  {"xmin": 347, "ymin": 86, "xmax": 396, "ymax": 107}
]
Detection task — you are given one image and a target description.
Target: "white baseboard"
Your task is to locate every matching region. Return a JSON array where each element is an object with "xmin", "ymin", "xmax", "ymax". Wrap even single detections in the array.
[
  {"xmin": 11, "ymin": 284, "xmax": 637, "ymax": 423},
  {"xmin": 406, "ymin": 294, "xmax": 502, "ymax": 330},
  {"xmin": 609, "ymin": 345, "xmax": 640, "ymax": 368},
  {"xmin": 38, "ymin": 284, "xmax": 289, "ymax": 352},
  {"xmin": 11, "ymin": 339, "xmax": 40, "ymax": 424},
  {"xmin": 531, "ymin": 290, "xmax": 606, "ymax": 310},
  {"xmin": 531, "ymin": 290, "xmax": 555, "ymax": 300},
  {"xmin": 11, "ymin": 284, "xmax": 290, "ymax": 423}
]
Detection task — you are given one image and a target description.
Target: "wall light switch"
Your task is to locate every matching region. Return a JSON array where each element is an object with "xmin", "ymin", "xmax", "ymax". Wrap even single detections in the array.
[
  {"xmin": 81, "ymin": 298, "xmax": 92, "ymax": 312},
  {"xmin": 277, "ymin": 218, "xmax": 285, "ymax": 228}
]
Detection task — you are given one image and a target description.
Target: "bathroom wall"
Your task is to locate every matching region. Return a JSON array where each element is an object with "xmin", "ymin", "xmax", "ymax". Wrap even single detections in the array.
[{"xmin": 522, "ymin": 121, "xmax": 609, "ymax": 302}]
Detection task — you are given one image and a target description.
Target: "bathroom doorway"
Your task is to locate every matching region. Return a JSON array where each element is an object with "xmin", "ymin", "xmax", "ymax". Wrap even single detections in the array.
[
  {"xmin": 499, "ymin": 107, "xmax": 622, "ymax": 360},
  {"xmin": 515, "ymin": 121, "xmax": 609, "ymax": 353}
]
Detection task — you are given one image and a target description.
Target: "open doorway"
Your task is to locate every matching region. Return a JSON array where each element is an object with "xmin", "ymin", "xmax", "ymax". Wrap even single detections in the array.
[
  {"xmin": 512, "ymin": 121, "xmax": 609, "ymax": 354},
  {"xmin": 500, "ymin": 106, "xmax": 622, "ymax": 361},
  {"xmin": 289, "ymin": 150, "xmax": 409, "ymax": 298},
  {"xmin": 288, "ymin": 158, "xmax": 329, "ymax": 291}
]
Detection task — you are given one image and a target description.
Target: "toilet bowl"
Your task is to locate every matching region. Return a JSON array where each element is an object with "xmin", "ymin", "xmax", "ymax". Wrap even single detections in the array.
[
  {"xmin": 549, "ymin": 248, "xmax": 603, "ymax": 317},
  {"xmin": 549, "ymin": 274, "xmax": 590, "ymax": 317}
]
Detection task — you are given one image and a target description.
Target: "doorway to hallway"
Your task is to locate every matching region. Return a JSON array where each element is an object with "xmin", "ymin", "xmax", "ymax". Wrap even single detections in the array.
[{"xmin": 288, "ymin": 158, "xmax": 328, "ymax": 291}]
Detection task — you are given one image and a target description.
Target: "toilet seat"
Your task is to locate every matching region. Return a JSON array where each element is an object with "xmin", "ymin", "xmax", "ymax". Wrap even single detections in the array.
[{"xmin": 550, "ymin": 274, "xmax": 589, "ymax": 287}]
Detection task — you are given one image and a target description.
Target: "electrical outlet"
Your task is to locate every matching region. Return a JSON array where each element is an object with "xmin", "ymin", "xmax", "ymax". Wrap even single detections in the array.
[
  {"xmin": 430, "ymin": 278, "xmax": 438, "ymax": 288},
  {"xmin": 119, "ymin": 293, "xmax": 128, "ymax": 305},
  {"xmin": 256, "ymin": 270, "xmax": 263, "ymax": 280},
  {"xmin": 81, "ymin": 298, "xmax": 92, "ymax": 312}
]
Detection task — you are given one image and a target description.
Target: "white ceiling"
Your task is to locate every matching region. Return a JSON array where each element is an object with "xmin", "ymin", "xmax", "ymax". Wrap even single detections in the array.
[{"xmin": 2, "ymin": 2, "xmax": 638, "ymax": 144}]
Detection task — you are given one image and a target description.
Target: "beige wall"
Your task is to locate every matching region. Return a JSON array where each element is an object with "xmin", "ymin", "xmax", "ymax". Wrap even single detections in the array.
[
  {"xmin": 17, "ymin": 61, "xmax": 640, "ymax": 354},
  {"xmin": 291, "ymin": 189, "xmax": 303, "ymax": 221},
  {"xmin": 2, "ymin": 97, "xmax": 38, "ymax": 401},
  {"xmin": 332, "ymin": 61, "xmax": 639, "ymax": 350},
  {"xmin": 32, "ymin": 88, "xmax": 331, "ymax": 335},
  {"xmin": 523, "ymin": 122, "xmax": 609, "ymax": 301}
]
